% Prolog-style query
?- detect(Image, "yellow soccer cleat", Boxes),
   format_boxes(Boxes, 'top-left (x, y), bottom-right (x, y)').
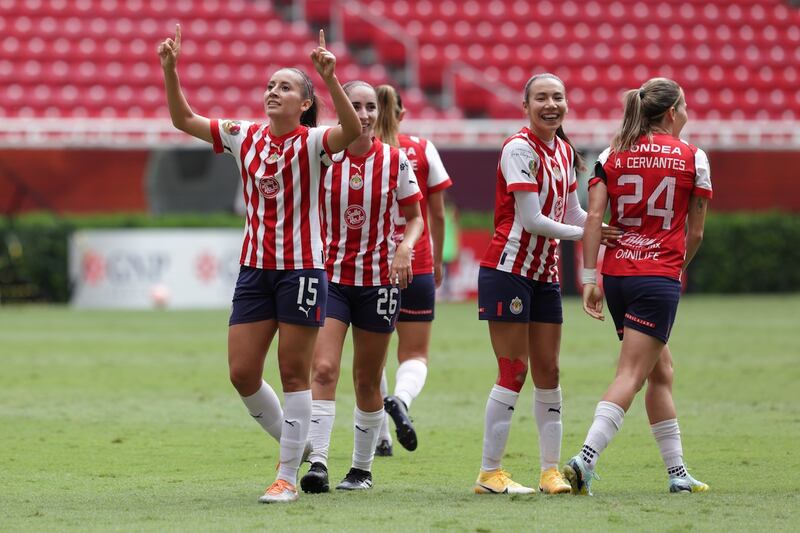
top-left (258, 479), bottom-right (299, 503)
top-left (538, 467), bottom-right (572, 494)
top-left (473, 469), bottom-right (535, 495)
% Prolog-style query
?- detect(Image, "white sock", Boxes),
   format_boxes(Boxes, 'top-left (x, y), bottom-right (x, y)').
top-left (481, 385), bottom-right (519, 472)
top-left (352, 407), bottom-right (384, 471)
top-left (277, 390), bottom-right (312, 484)
top-left (307, 400), bottom-right (335, 466)
top-left (651, 418), bottom-right (687, 477)
top-left (534, 386), bottom-right (563, 471)
top-left (240, 380), bottom-right (283, 442)
top-left (580, 401), bottom-right (625, 469)
top-left (378, 369), bottom-right (392, 443)
top-left (394, 359), bottom-right (428, 409)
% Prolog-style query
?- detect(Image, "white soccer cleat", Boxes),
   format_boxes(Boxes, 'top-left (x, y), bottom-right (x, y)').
top-left (259, 479), bottom-right (299, 503)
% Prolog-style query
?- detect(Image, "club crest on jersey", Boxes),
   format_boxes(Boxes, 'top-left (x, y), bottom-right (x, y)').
top-left (344, 205), bottom-right (367, 229)
top-left (222, 120), bottom-right (241, 136)
top-left (257, 176), bottom-right (280, 199)
top-left (509, 297), bottom-right (523, 315)
top-left (349, 163), bottom-right (364, 189)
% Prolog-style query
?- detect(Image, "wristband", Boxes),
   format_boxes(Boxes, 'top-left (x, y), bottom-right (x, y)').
top-left (581, 268), bottom-right (597, 285)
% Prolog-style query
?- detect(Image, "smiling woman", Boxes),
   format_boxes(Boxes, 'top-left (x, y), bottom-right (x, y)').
top-left (472, 73), bottom-right (622, 496)
top-left (157, 25), bottom-right (361, 504)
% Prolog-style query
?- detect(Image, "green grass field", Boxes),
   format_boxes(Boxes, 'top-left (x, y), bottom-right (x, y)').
top-left (2, 295), bottom-right (799, 532)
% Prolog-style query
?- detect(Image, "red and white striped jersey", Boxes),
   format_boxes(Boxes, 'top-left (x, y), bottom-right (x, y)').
top-left (589, 134), bottom-right (712, 280)
top-left (210, 120), bottom-right (333, 270)
top-left (481, 128), bottom-right (578, 283)
top-left (393, 134), bottom-right (453, 275)
top-left (322, 138), bottom-right (423, 286)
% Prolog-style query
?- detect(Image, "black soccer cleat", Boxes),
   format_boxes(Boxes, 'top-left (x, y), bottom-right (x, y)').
top-left (300, 462), bottom-right (330, 494)
top-left (383, 395), bottom-right (418, 451)
top-left (375, 439), bottom-right (393, 457)
top-left (335, 468), bottom-right (373, 490)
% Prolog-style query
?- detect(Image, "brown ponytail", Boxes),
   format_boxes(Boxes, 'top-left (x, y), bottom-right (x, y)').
top-left (612, 77), bottom-right (683, 152)
top-left (375, 84), bottom-right (402, 147)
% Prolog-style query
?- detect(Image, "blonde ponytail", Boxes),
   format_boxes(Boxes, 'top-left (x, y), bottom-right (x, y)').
top-left (612, 78), bottom-right (683, 152)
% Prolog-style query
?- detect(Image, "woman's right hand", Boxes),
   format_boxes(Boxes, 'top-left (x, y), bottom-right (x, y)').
top-left (582, 283), bottom-right (605, 321)
top-left (158, 24), bottom-right (181, 70)
top-left (310, 29), bottom-right (336, 81)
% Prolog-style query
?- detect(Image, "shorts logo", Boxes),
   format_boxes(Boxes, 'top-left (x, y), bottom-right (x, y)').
top-left (344, 205), bottom-right (367, 229)
top-left (509, 297), bottom-right (523, 315)
top-left (222, 120), bottom-right (241, 135)
top-left (257, 176), bottom-right (280, 199)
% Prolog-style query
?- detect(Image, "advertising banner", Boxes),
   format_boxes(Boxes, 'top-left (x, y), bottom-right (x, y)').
top-left (69, 229), bottom-right (242, 309)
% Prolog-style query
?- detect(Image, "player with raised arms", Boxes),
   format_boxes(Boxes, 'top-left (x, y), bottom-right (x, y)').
top-left (298, 81), bottom-right (423, 492)
top-left (158, 27), bottom-right (360, 503)
top-left (474, 73), bottom-right (621, 495)
top-left (563, 77), bottom-right (711, 495)
top-left (371, 84), bottom-right (453, 456)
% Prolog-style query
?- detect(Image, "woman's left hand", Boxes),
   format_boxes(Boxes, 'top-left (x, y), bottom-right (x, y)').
top-left (601, 225), bottom-right (624, 248)
top-left (390, 243), bottom-right (413, 289)
top-left (310, 29), bottom-right (336, 80)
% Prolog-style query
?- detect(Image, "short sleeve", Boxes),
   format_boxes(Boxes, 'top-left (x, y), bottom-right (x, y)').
top-left (397, 151), bottom-right (423, 205)
top-left (692, 148), bottom-right (713, 199)
top-left (210, 119), bottom-right (254, 155)
top-left (500, 139), bottom-right (539, 192)
top-left (306, 125), bottom-right (335, 166)
top-left (424, 140), bottom-right (452, 193)
top-left (588, 147), bottom-right (612, 189)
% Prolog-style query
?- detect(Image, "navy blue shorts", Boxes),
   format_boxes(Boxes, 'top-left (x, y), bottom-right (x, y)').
top-left (398, 273), bottom-right (435, 322)
top-left (603, 275), bottom-right (681, 344)
top-left (229, 266), bottom-right (327, 327)
top-left (326, 282), bottom-right (400, 333)
top-left (477, 267), bottom-right (563, 324)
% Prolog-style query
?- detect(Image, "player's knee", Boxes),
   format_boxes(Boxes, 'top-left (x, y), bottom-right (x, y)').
top-left (311, 360), bottom-right (340, 389)
top-left (496, 357), bottom-right (527, 392)
top-left (648, 363), bottom-right (673, 387)
top-left (229, 365), bottom-right (259, 395)
top-left (353, 370), bottom-right (380, 398)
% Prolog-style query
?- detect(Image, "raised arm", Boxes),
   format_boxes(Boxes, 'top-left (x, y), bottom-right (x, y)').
top-left (158, 24), bottom-right (212, 143)
top-left (309, 30), bottom-right (360, 152)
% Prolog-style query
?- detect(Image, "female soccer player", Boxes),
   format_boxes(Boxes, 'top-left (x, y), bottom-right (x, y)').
top-left (372, 84), bottom-right (453, 456)
top-left (474, 73), bottom-right (621, 495)
top-left (158, 26), bottom-right (360, 503)
top-left (298, 81), bottom-right (423, 493)
top-left (563, 77), bottom-right (711, 495)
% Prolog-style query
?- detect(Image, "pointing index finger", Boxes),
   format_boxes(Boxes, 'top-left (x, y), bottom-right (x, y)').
top-left (319, 29), bottom-right (326, 49)
top-left (175, 23), bottom-right (181, 45)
